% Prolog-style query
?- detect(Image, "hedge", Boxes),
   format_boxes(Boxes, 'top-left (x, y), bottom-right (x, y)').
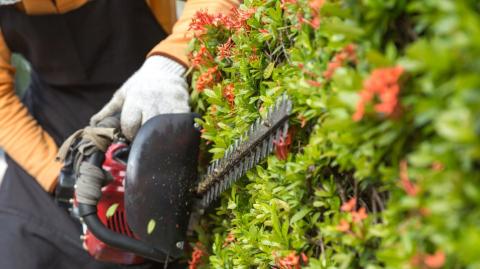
top-left (186, 0), bottom-right (480, 268)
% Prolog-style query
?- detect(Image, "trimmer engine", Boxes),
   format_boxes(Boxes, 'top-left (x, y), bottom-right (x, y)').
top-left (81, 141), bottom-right (144, 264)
top-left (56, 113), bottom-right (201, 264)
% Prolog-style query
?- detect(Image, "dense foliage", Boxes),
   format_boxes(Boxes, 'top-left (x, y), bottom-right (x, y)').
top-left (187, 0), bottom-right (480, 268)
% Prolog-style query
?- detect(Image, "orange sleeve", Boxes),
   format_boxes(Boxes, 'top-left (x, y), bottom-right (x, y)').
top-left (146, 0), bottom-right (177, 35)
top-left (0, 31), bottom-right (62, 192)
top-left (148, 0), bottom-right (241, 66)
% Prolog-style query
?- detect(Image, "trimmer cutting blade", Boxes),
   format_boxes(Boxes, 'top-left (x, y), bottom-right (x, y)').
top-left (197, 93), bottom-right (292, 208)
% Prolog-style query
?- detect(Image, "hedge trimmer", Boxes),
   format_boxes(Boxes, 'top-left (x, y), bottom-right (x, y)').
top-left (55, 93), bottom-right (291, 264)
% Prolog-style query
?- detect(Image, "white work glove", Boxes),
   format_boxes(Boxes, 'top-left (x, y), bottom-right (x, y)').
top-left (0, 0), bottom-right (21, 5)
top-left (90, 56), bottom-right (190, 140)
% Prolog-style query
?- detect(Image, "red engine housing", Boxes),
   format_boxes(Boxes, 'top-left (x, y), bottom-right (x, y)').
top-left (82, 142), bottom-right (144, 265)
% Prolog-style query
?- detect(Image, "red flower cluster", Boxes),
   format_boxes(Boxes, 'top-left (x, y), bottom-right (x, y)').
top-left (337, 197), bottom-right (368, 232)
top-left (227, 7), bottom-right (256, 30)
top-left (353, 66), bottom-right (404, 121)
top-left (222, 83), bottom-right (235, 108)
top-left (196, 66), bottom-right (220, 92)
top-left (189, 10), bottom-right (215, 32)
top-left (410, 251), bottom-right (446, 269)
top-left (189, 7), bottom-right (255, 34)
top-left (323, 44), bottom-right (357, 80)
top-left (188, 244), bottom-right (206, 269)
top-left (399, 160), bottom-right (419, 196)
top-left (274, 129), bottom-right (293, 160)
top-left (274, 251), bottom-right (308, 269)
top-left (217, 37), bottom-right (234, 60)
top-left (190, 44), bottom-right (214, 68)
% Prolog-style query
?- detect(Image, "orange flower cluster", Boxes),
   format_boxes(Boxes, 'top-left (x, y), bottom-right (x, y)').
top-left (305, 79), bottom-right (322, 87)
top-left (189, 7), bottom-right (255, 34)
top-left (259, 28), bottom-right (270, 35)
top-left (337, 197), bottom-right (368, 232)
top-left (297, 0), bottom-right (324, 29)
top-left (353, 66), bottom-right (404, 121)
top-left (196, 66), bottom-right (220, 92)
top-left (410, 251), bottom-right (446, 269)
top-left (323, 44), bottom-right (357, 80)
top-left (217, 38), bottom-right (234, 60)
top-left (188, 244), bottom-right (206, 269)
top-left (274, 251), bottom-right (308, 269)
top-left (431, 161), bottom-right (444, 171)
top-left (281, 0), bottom-right (297, 9)
top-left (297, 63), bottom-right (314, 77)
top-left (297, 114), bottom-right (307, 128)
top-left (222, 232), bottom-right (236, 247)
top-left (222, 83), bottom-right (235, 108)
top-left (249, 47), bottom-right (259, 62)
top-left (399, 160), bottom-right (419, 196)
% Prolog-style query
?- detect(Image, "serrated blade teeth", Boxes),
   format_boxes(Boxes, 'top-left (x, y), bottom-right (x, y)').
top-left (276, 95), bottom-right (282, 109)
top-left (275, 128), bottom-right (281, 144)
top-left (215, 181), bottom-right (221, 197)
top-left (255, 118), bottom-right (261, 129)
top-left (208, 164), bottom-right (212, 175)
top-left (261, 139), bottom-right (268, 159)
top-left (199, 94), bottom-right (292, 206)
top-left (234, 139), bottom-right (239, 150)
top-left (220, 177), bottom-right (227, 193)
top-left (285, 98), bottom-right (292, 113)
top-left (205, 189), bottom-right (211, 205)
top-left (242, 157), bottom-right (249, 176)
top-left (227, 170), bottom-right (234, 187)
top-left (282, 92), bottom-right (287, 104)
top-left (213, 160), bottom-right (218, 172)
top-left (268, 133), bottom-right (275, 154)
top-left (283, 121), bottom-right (289, 140)
top-left (234, 165), bottom-right (240, 181)
top-left (226, 146), bottom-right (231, 158)
top-left (248, 151), bottom-right (255, 170)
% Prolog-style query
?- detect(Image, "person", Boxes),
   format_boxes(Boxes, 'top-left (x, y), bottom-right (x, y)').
top-left (0, 0), bottom-right (240, 268)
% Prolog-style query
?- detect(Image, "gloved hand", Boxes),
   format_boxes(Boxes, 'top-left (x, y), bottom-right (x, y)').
top-left (90, 56), bottom-right (190, 140)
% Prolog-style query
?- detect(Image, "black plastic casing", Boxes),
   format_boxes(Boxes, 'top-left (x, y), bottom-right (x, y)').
top-left (125, 113), bottom-right (201, 258)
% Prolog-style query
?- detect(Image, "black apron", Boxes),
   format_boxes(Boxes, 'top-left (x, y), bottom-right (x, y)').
top-left (0, 1), bottom-right (182, 268)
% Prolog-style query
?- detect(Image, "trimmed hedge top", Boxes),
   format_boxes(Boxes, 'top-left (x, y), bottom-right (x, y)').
top-left (187, 0), bottom-right (480, 268)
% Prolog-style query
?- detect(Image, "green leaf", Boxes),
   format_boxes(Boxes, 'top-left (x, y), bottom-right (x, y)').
top-left (290, 208), bottom-right (311, 225)
top-left (263, 62), bottom-right (275, 79)
top-left (106, 203), bottom-right (119, 218)
top-left (147, 219), bottom-right (156, 235)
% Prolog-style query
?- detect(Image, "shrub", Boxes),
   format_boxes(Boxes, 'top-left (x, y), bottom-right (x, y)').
top-left (188, 0), bottom-right (480, 268)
